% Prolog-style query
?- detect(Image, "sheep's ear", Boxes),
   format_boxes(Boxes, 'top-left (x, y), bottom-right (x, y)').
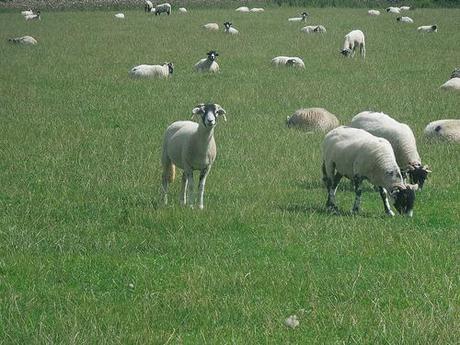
top-left (191, 104), bottom-right (205, 119)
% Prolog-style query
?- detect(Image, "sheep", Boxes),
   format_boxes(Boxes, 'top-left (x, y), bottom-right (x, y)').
top-left (400, 6), bottom-right (411, 11)
top-left (440, 78), bottom-right (460, 91)
top-left (235, 6), bottom-right (250, 13)
top-left (450, 68), bottom-right (460, 79)
top-left (154, 3), bottom-right (171, 16)
top-left (424, 120), bottom-right (460, 142)
top-left (144, 0), bottom-right (153, 12)
top-left (178, 8), bottom-right (187, 13)
top-left (322, 126), bottom-right (418, 217)
top-left (25, 11), bottom-right (40, 20)
top-left (161, 103), bottom-right (227, 209)
top-left (350, 111), bottom-right (431, 189)
top-left (250, 8), bottom-right (265, 13)
top-left (286, 108), bottom-right (339, 132)
top-left (195, 51), bottom-right (220, 73)
top-left (114, 13), bottom-right (125, 19)
top-left (203, 23), bottom-right (219, 31)
top-left (288, 12), bottom-right (309, 22)
top-left (300, 25), bottom-right (326, 33)
top-left (223, 22), bottom-right (239, 35)
top-left (418, 25), bottom-right (437, 33)
top-left (129, 62), bottom-right (173, 78)
top-left (368, 9), bottom-right (380, 16)
top-left (8, 35), bottom-right (37, 45)
top-left (386, 7), bottom-right (401, 14)
top-left (397, 16), bottom-right (414, 23)
top-left (21, 9), bottom-right (33, 16)
top-left (341, 30), bottom-right (365, 58)
top-left (271, 56), bottom-right (305, 68)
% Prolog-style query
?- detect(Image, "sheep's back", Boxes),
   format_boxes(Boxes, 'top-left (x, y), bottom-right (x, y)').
top-left (424, 120), bottom-right (460, 142)
top-left (287, 108), bottom-right (339, 131)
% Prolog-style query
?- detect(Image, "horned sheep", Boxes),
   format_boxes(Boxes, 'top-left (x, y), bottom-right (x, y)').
top-left (224, 22), bottom-right (239, 35)
top-left (288, 12), bottom-right (308, 22)
top-left (286, 108), bottom-right (339, 132)
top-left (161, 103), bottom-right (227, 209)
top-left (397, 16), bottom-right (414, 23)
top-left (129, 63), bottom-right (173, 78)
top-left (322, 126), bottom-right (418, 217)
top-left (271, 56), bottom-right (305, 68)
top-left (341, 30), bottom-right (365, 58)
top-left (424, 120), bottom-right (460, 142)
top-left (25, 10), bottom-right (40, 20)
top-left (195, 51), bottom-right (220, 73)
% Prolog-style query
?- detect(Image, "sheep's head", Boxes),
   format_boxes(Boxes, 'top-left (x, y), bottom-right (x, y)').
top-left (164, 62), bottom-right (174, 74)
top-left (406, 163), bottom-right (431, 190)
top-left (192, 103), bottom-right (227, 128)
top-left (301, 12), bottom-right (308, 19)
top-left (396, 17), bottom-right (402, 21)
top-left (432, 25), bottom-right (437, 31)
top-left (450, 68), bottom-right (460, 79)
top-left (340, 49), bottom-right (352, 57)
top-left (207, 51), bottom-right (219, 61)
top-left (389, 184), bottom-right (418, 217)
top-left (223, 22), bottom-right (232, 30)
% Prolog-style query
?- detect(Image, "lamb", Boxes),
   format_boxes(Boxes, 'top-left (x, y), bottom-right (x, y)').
top-left (424, 120), bottom-right (460, 142)
top-left (195, 51), bottom-right (220, 73)
top-left (271, 56), bottom-right (305, 68)
top-left (8, 35), bottom-right (37, 45)
top-left (144, 0), bottom-right (153, 12)
top-left (161, 103), bottom-right (227, 209)
top-left (350, 111), bottom-right (431, 189)
top-left (386, 7), bottom-right (401, 14)
top-left (250, 8), bottom-right (264, 13)
top-left (341, 30), bottom-right (365, 58)
top-left (440, 78), bottom-right (460, 91)
top-left (417, 25), bottom-right (437, 33)
top-left (25, 10), bottom-right (40, 20)
top-left (288, 12), bottom-right (309, 22)
top-left (286, 108), bottom-right (339, 132)
top-left (368, 10), bottom-right (380, 16)
top-left (178, 8), bottom-right (187, 13)
top-left (400, 6), bottom-right (411, 11)
top-left (223, 22), bottom-right (239, 35)
top-left (154, 3), bottom-right (171, 16)
top-left (235, 6), bottom-right (250, 13)
top-left (322, 126), bottom-right (418, 217)
top-left (450, 68), bottom-right (460, 79)
top-left (203, 23), bottom-right (219, 31)
top-left (114, 13), bottom-right (125, 19)
top-left (300, 25), bottom-right (326, 33)
top-left (129, 62), bottom-right (173, 78)
top-left (397, 16), bottom-right (414, 23)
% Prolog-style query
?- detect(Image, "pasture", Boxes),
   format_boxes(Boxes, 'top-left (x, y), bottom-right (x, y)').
top-left (1, 6), bottom-right (459, 343)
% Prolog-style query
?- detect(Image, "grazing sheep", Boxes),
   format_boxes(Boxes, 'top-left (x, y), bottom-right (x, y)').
top-left (418, 25), bottom-right (437, 32)
top-left (203, 23), bottom-right (219, 31)
top-left (161, 103), bottom-right (227, 209)
top-left (144, 0), bottom-right (153, 12)
top-left (450, 68), bottom-right (460, 79)
top-left (322, 126), bottom-right (418, 216)
top-left (286, 108), bottom-right (339, 132)
top-left (440, 78), bottom-right (460, 91)
top-left (368, 9), bottom-right (380, 16)
top-left (301, 25), bottom-right (326, 33)
top-left (350, 111), bottom-right (431, 189)
top-left (424, 120), bottom-right (460, 142)
top-left (195, 51), bottom-right (220, 73)
top-left (397, 16), bottom-right (414, 23)
top-left (223, 22), bottom-right (239, 35)
top-left (154, 3), bottom-right (171, 16)
top-left (235, 6), bottom-right (250, 13)
top-left (114, 13), bottom-right (125, 19)
top-left (178, 8), bottom-right (187, 13)
top-left (129, 62), bottom-right (173, 78)
top-left (250, 8), bottom-right (265, 13)
top-left (25, 10), bottom-right (40, 20)
top-left (386, 7), bottom-right (401, 14)
top-left (400, 6), bottom-right (411, 11)
top-left (341, 30), bottom-right (365, 58)
top-left (21, 9), bottom-right (33, 16)
top-left (271, 56), bottom-right (305, 68)
top-left (8, 35), bottom-right (37, 45)
top-left (288, 12), bottom-right (308, 22)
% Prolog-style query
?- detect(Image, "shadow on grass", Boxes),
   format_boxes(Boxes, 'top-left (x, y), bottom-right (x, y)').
top-left (298, 179), bottom-right (377, 192)
top-left (278, 203), bottom-right (379, 218)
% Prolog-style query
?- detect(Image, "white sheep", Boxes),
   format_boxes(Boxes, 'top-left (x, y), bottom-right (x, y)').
top-left (25, 10), bottom-right (40, 20)
top-left (300, 25), bottom-right (326, 33)
top-left (250, 8), bottom-right (264, 13)
top-left (322, 126), bottom-right (418, 216)
top-left (114, 13), bottom-right (125, 19)
top-left (341, 30), bottom-right (365, 58)
top-left (161, 103), bottom-right (227, 209)
top-left (350, 111), bottom-right (431, 189)
top-left (21, 9), bottom-right (33, 16)
top-left (129, 62), bottom-right (173, 78)
top-left (400, 6), bottom-right (411, 11)
top-left (223, 22), bottom-right (239, 35)
top-left (367, 9), bottom-right (380, 16)
top-left (178, 8), bottom-right (187, 13)
top-left (154, 3), bottom-right (171, 16)
top-left (386, 7), bottom-right (401, 14)
top-left (397, 16), bottom-right (413, 23)
top-left (235, 6), bottom-right (250, 13)
top-left (144, 0), bottom-right (153, 12)
top-left (8, 35), bottom-right (37, 45)
top-left (424, 120), bottom-right (460, 142)
top-left (417, 25), bottom-right (437, 32)
top-left (203, 23), bottom-right (219, 31)
top-left (440, 77), bottom-right (460, 91)
top-left (195, 51), bottom-right (220, 73)
top-left (286, 108), bottom-right (339, 132)
top-left (288, 12), bottom-right (308, 22)
top-left (271, 56), bottom-right (305, 68)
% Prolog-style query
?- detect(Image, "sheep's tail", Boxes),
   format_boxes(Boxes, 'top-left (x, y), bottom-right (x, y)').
top-left (163, 162), bottom-right (175, 183)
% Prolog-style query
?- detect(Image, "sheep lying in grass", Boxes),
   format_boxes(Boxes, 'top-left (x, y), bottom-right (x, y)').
top-left (424, 120), bottom-right (460, 142)
top-left (386, 7), bottom-right (401, 14)
top-left (301, 25), bottom-right (326, 33)
top-left (178, 8), bottom-right (187, 13)
top-left (350, 111), bottom-right (431, 189)
top-left (397, 16), bottom-right (413, 23)
top-left (129, 63), bottom-right (173, 78)
top-left (161, 103), bottom-right (227, 209)
top-left (224, 22), bottom-right (239, 35)
top-left (203, 23), bottom-right (219, 31)
top-left (235, 6), bottom-right (250, 13)
top-left (271, 56), bottom-right (305, 68)
top-left (322, 126), bottom-right (418, 216)
top-left (440, 78), bottom-right (460, 91)
top-left (341, 30), bottom-right (365, 58)
top-left (286, 108), bottom-right (339, 132)
top-left (114, 13), bottom-right (125, 19)
top-left (25, 10), bottom-right (40, 20)
top-left (250, 8), bottom-right (264, 13)
top-left (418, 25), bottom-right (437, 32)
top-left (8, 35), bottom-right (37, 45)
top-left (368, 10), bottom-right (380, 16)
top-left (195, 51), bottom-right (220, 73)
top-left (400, 6), bottom-right (411, 11)
top-left (154, 3), bottom-right (171, 15)
top-left (288, 12), bottom-right (309, 22)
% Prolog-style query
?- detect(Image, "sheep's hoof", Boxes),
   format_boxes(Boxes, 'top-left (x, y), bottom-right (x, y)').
top-left (386, 210), bottom-right (395, 217)
top-left (326, 205), bottom-right (339, 215)
top-left (198, 204), bottom-right (204, 210)
top-left (351, 208), bottom-right (360, 215)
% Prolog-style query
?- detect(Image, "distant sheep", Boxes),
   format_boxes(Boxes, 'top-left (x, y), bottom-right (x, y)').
top-left (235, 6), bottom-right (250, 13)
top-left (424, 120), bottom-right (460, 142)
top-left (271, 56), bottom-right (305, 68)
top-left (386, 7), bottom-right (401, 14)
top-left (418, 25), bottom-right (437, 32)
top-left (286, 108), bottom-right (339, 132)
top-left (154, 3), bottom-right (171, 15)
top-left (8, 35), bottom-right (37, 45)
top-left (25, 10), bottom-right (40, 20)
top-left (288, 12), bottom-right (308, 22)
top-left (400, 6), bottom-right (411, 11)
top-left (178, 8), bottom-right (187, 13)
top-left (440, 78), bottom-right (460, 91)
top-left (203, 23), bottom-right (219, 31)
top-left (21, 9), bottom-right (33, 16)
top-left (301, 25), bottom-right (326, 33)
top-left (397, 16), bottom-right (413, 23)
top-left (224, 22), bottom-right (239, 35)
top-left (250, 8), bottom-right (264, 13)
top-left (341, 30), bottom-right (365, 58)
top-left (368, 9), bottom-right (380, 16)
top-left (129, 63), bottom-right (173, 78)
top-left (144, 0), bottom-right (153, 12)
top-left (195, 51), bottom-right (220, 73)
top-left (114, 13), bottom-right (125, 19)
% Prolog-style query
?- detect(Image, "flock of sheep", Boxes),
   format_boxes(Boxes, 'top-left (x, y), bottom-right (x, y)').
top-left (6, 3), bottom-right (459, 216)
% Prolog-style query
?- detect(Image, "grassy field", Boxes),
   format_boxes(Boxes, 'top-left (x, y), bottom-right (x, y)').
top-left (1, 6), bottom-right (459, 344)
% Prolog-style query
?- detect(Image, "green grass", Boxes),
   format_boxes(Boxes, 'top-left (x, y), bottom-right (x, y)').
top-left (1, 7), bottom-right (459, 344)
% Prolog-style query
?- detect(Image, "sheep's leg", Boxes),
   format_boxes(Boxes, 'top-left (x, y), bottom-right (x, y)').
top-left (326, 173), bottom-right (342, 213)
top-left (379, 187), bottom-right (395, 216)
top-left (198, 167), bottom-right (211, 210)
top-left (360, 43), bottom-right (366, 59)
top-left (180, 172), bottom-right (188, 206)
top-left (185, 169), bottom-right (194, 207)
top-left (352, 176), bottom-right (364, 214)
top-left (161, 164), bottom-right (170, 205)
